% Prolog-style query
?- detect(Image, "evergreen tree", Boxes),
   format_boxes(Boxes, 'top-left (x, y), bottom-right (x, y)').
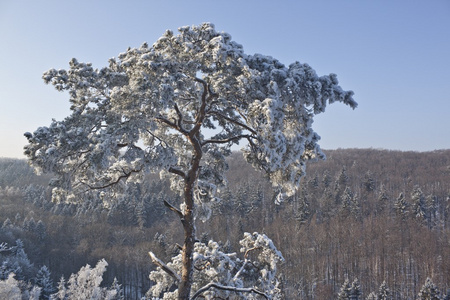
top-left (335, 166), bottom-right (349, 195)
top-left (0, 273), bottom-right (22, 300)
top-left (394, 192), bottom-right (409, 220)
top-left (377, 280), bottom-right (390, 300)
top-left (425, 194), bottom-right (438, 227)
top-left (296, 186), bottom-right (311, 225)
top-left (23, 217), bottom-right (37, 232)
top-left (417, 277), bottom-right (441, 300)
top-left (308, 174), bottom-right (320, 191)
top-left (322, 170), bottom-right (331, 188)
top-left (341, 186), bottom-right (354, 217)
top-left (350, 194), bottom-right (361, 220)
top-left (35, 220), bottom-right (47, 242)
top-left (377, 186), bottom-right (389, 214)
top-left (443, 289), bottom-right (450, 300)
top-left (36, 265), bottom-right (55, 300)
top-left (411, 185), bottom-right (426, 222)
top-left (135, 201), bottom-right (147, 229)
top-left (1, 218), bottom-right (13, 229)
top-left (14, 213), bottom-right (21, 226)
top-left (23, 22), bottom-right (356, 296)
top-left (0, 239), bottom-right (35, 282)
top-left (350, 278), bottom-right (362, 300)
top-left (52, 259), bottom-right (120, 300)
top-left (338, 279), bottom-right (352, 300)
top-left (109, 278), bottom-right (123, 300)
top-left (364, 171), bottom-right (376, 192)
top-left (51, 276), bottom-right (66, 300)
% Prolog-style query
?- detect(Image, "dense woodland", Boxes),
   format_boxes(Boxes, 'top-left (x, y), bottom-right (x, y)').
top-left (1, 148), bottom-right (449, 299)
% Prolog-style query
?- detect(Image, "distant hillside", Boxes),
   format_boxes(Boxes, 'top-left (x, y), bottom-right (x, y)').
top-left (1, 148), bottom-right (449, 299)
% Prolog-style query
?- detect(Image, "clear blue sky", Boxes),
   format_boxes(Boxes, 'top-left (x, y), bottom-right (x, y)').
top-left (1, 0), bottom-right (449, 158)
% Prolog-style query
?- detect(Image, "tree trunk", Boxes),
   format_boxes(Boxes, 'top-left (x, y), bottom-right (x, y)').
top-left (178, 147), bottom-right (202, 299)
top-left (178, 79), bottom-right (207, 299)
top-left (178, 185), bottom-right (196, 299)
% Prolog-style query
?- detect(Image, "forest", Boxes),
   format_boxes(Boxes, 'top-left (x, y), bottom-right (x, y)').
top-left (1, 148), bottom-right (449, 299)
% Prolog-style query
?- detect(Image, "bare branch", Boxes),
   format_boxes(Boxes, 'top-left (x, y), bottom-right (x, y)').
top-left (149, 251), bottom-right (181, 282)
top-left (169, 166), bottom-right (186, 178)
top-left (146, 129), bottom-right (170, 148)
top-left (191, 282), bottom-right (269, 300)
top-left (233, 246), bottom-right (262, 282)
top-left (190, 78), bottom-right (209, 137)
top-left (208, 111), bottom-right (257, 135)
top-left (164, 199), bottom-right (184, 219)
top-left (155, 116), bottom-right (178, 130)
top-left (201, 134), bottom-right (254, 146)
top-left (244, 246), bottom-right (262, 259)
top-left (173, 103), bottom-right (186, 132)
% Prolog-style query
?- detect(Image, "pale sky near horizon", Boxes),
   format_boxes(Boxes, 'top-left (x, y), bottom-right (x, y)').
top-left (1, 0), bottom-right (449, 159)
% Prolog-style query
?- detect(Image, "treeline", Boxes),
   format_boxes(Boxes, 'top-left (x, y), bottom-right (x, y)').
top-left (0, 148), bottom-right (449, 299)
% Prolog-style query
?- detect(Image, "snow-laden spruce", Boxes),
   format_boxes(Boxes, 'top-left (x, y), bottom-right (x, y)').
top-left (24, 23), bottom-right (356, 299)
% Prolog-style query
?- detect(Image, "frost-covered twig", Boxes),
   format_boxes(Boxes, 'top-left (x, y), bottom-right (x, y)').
top-left (148, 251), bottom-right (181, 282)
top-left (0, 242), bottom-right (11, 252)
top-left (191, 282), bottom-right (269, 300)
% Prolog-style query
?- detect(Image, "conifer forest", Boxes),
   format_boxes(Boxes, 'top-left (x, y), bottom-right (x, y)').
top-left (1, 148), bottom-right (449, 299)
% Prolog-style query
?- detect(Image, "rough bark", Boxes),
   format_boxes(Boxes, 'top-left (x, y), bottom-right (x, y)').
top-left (178, 103), bottom-right (205, 299)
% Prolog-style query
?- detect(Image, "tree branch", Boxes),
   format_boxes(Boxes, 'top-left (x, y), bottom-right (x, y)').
top-left (208, 111), bottom-right (257, 135)
top-left (148, 251), bottom-right (181, 282)
top-left (232, 246), bottom-right (262, 282)
top-left (163, 199), bottom-right (184, 219)
top-left (190, 77), bottom-right (218, 138)
top-left (168, 166), bottom-right (186, 178)
top-left (173, 103), bottom-right (186, 132)
top-left (155, 116), bottom-right (183, 132)
top-left (79, 167), bottom-right (142, 190)
top-left (201, 134), bottom-right (254, 146)
top-left (191, 282), bottom-right (269, 300)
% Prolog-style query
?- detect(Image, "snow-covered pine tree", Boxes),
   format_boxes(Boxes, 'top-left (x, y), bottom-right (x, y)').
top-left (35, 220), bottom-right (47, 241)
top-left (24, 23), bottom-right (356, 299)
top-left (363, 171), bottom-right (375, 193)
top-left (377, 186), bottom-right (389, 214)
top-left (425, 194), bottom-right (438, 227)
top-left (1, 218), bottom-right (13, 229)
top-left (377, 280), bottom-right (390, 300)
top-left (147, 232), bottom-right (284, 299)
top-left (341, 186), bottom-right (354, 217)
top-left (411, 185), bottom-right (427, 222)
top-left (417, 277), bottom-right (441, 300)
top-left (350, 278), bottom-right (362, 300)
top-left (35, 265), bottom-right (55, 300)
top-left (0, 239), bottom-right (35, 282)
top-left (296, 186), bottom-right (311, 225)
top-left (394, 192), bottom-right (409, 220)
top-left (338, 278), bottom-right (352, 300)
top-left (51, 259), bottom-right (121, 300)
top-left (0, 273), bottom-right (23, 300)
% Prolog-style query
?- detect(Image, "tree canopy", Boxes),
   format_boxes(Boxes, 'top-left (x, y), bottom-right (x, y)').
top-left (24, 23), bottom-right (356, 299)
top-left (24, 23), bottom-right (356, 204)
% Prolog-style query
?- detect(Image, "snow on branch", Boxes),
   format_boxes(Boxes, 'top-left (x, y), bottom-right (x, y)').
top-left (148, 251), bottom-right (181, 282)
top-left (0, 242), bottom-right (11, 253)
top-left (191, 282), bottom-right (269, 299)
